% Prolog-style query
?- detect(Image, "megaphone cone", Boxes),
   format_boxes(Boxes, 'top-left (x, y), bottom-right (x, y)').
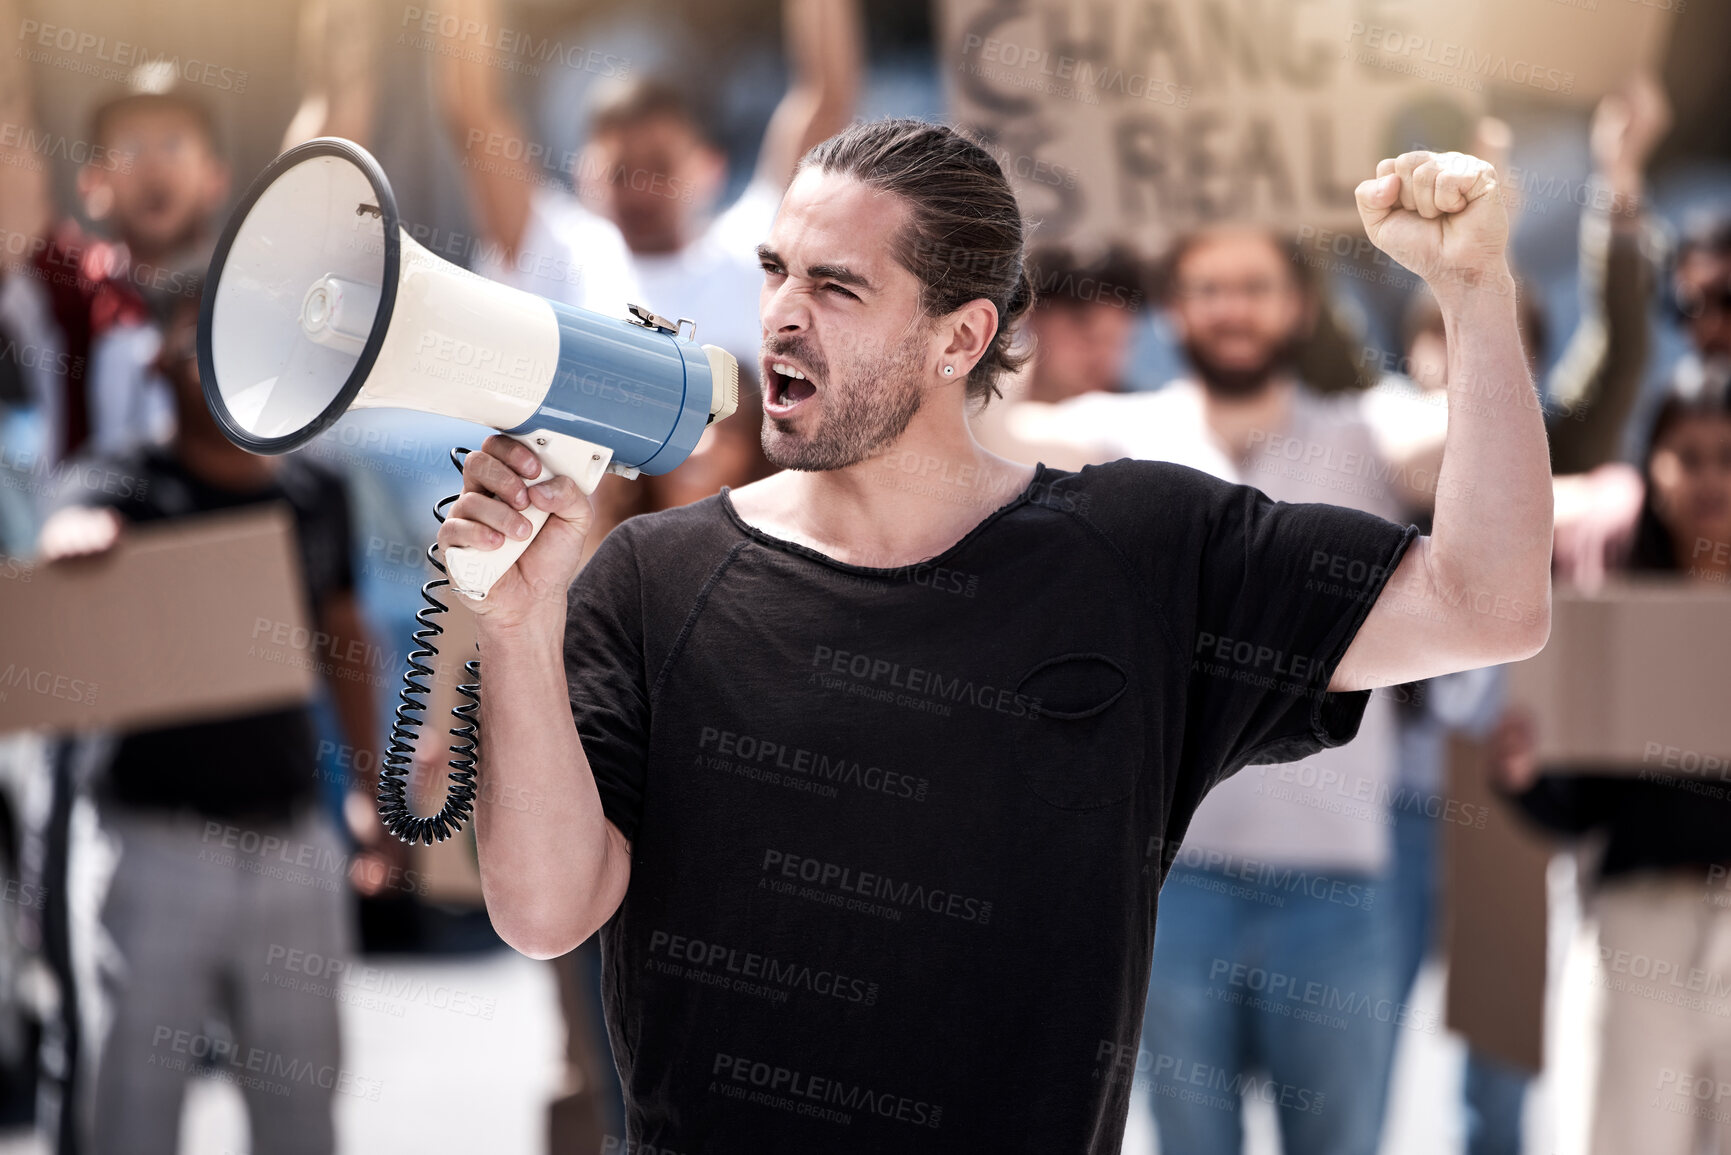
top-left (198, 137), bottom-right (739, 597)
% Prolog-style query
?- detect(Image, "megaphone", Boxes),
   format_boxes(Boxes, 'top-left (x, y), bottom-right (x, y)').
top-left (197, 136), bottom-right (739, 599)
top-left (198, 137), bottom-right (742, 845)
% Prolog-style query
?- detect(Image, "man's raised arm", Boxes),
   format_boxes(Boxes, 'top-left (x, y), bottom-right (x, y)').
top-left (1330, 152), bottom-right (1554, 692)
top-left (433, 0), bottom-right (539, 261)
top-left (751, 0), bottom-right (863, 191)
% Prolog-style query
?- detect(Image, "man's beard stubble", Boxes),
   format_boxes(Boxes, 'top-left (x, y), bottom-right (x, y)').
top-left (1183, 331), bottom-right (1301, 401)
top-left (760, 330), bottom-right (929, 472)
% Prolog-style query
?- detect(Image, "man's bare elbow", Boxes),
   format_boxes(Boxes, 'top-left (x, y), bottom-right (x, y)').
top-left (1481, 585), bottom-right (1552, 666)
top-left (1513, 594), bottom-right (1553, 661)
top-left (502, 930), bottom-right (583, 962)
top-left (492, 909), bottom-right (609, 961)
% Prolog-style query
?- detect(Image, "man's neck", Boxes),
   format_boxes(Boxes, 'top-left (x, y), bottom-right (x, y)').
top-left (1197, 376), bottom-right (1297, 463)
top-left (730, 408), bottom-right (1037, 568)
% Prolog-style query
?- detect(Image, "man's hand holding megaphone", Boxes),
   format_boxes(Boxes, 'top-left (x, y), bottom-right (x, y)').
top-left (439, 434), bottom-right (595, 626)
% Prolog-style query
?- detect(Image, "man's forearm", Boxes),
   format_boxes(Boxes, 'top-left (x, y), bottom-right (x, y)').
top-left (473, 611), bottom-right (627, 958)
top-left (1431, 277), bottom-right (1554, 648)
top-left (432, 0), bottom-right (534, 256)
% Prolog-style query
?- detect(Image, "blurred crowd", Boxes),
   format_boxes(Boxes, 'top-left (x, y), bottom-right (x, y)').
top-left (0, 0), bottom-right (1728, 1153)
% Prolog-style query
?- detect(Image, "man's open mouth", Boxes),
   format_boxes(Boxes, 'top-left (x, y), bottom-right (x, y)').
top-left (765, 359), bottom-right (818, 415)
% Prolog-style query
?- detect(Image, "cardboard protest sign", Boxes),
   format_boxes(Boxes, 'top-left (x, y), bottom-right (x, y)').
top-left (0, 505), bottom-right (316, 734)
top-left (940, 0), bottom-right (1482, 254)
top-left (1506, 580), bottom-right (1731, 775)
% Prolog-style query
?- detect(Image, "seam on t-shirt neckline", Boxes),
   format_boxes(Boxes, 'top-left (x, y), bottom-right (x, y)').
top-left (715, 462), bottom-right (1054, 578)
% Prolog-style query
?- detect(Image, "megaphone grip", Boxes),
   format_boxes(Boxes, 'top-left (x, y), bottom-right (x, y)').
top-left (444, 430), bottom-right (614, 599)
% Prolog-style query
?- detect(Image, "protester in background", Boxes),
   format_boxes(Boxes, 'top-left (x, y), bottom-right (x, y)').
top-left (971, 244), bottom-right (1146, 469)
top-left (1493, 380), bottom-right (1731, 1155)
top-left (1369, 83), bottom-right (1668, 1155)
top-left (34, 286), bottom-right (381, 1155)
top-left (1020, 245), bottom-right (1146, 404)
top-left (0, 40), bottom-right (230, 467)
top-left (1666, 212), bottom-right (1731, 405)
top-left (1028, 223), bottom-right (1436, 1155)
top-left (435, 0), bottom-right (860, 368)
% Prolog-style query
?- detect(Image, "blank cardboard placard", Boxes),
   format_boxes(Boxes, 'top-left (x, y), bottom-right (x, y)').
top-left (1442, 733), bottom-right (1550, 1073)
top-left (0, 504), bottom-right (316, 734)
top-left (1506, 581), bottom-right (1731, 774)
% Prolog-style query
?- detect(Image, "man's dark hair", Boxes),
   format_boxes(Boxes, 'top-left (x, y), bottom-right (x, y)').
top-left (1677, 211), bottom-right (1731, 265)
top-left (797, 118), bottom-right (1035, 407)
top-left (1629, 378), bottom-right (1731, 572)
top-left (587, 76), bottom-right (719, 149)
top-left (87, 89), bottom-right (221, 157)
top-left (1028, 245), bottom-right (1146, 313)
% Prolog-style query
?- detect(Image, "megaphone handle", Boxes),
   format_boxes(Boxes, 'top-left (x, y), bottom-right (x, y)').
top-left (444, 430), bottom-right (614, 600)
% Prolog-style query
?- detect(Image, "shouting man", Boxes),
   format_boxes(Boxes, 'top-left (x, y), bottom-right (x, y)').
top-left (436, 119), bottom-right (1551, 1151)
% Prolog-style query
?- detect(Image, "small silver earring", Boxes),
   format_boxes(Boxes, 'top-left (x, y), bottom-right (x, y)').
top-left (943, 365), bottom-right (955, 376)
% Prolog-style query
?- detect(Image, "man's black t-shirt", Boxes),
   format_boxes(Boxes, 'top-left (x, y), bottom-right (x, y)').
top-left (54, 446), bottom-right (355, 822)
top-left (563, 459), bottom-right (1416, 1153)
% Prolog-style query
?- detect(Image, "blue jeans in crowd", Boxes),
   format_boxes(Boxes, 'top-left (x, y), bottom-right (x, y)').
top-left (1139, 861), bottom-right (1400, 1155)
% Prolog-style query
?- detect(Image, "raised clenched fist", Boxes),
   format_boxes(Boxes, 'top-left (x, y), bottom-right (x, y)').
top-left (1356, 151), bottom-right (1511, 308)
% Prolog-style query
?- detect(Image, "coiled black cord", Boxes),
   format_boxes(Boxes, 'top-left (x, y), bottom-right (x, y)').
top-left (376, 447), bottom-right (483, 844)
